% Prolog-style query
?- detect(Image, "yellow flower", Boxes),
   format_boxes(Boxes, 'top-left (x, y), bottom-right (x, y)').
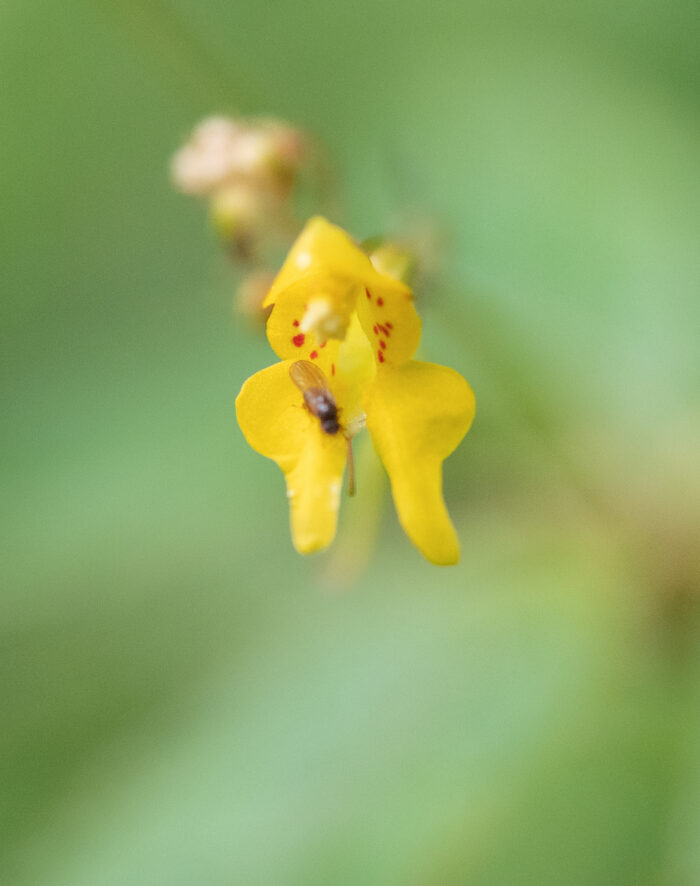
top-left (235, 217), bottom-right (475, 565)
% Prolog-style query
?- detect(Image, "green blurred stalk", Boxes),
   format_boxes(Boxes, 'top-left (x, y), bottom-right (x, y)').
top-left (437, 286), bottom-right (700, 663)
top-left (322, 433), bottom-right (387, 589)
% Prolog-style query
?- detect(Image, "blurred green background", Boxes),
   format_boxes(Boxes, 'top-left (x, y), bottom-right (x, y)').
top-left (2, 1), bottom-right (700, 883)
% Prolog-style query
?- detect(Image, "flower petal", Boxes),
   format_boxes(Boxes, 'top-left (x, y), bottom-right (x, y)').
top-left (333, 312), bottom-right (376, 425)
top-left (357, 279), bottom-right (421, 368)
top-left (265, 274), bottom-right (348, 366)
top-left (236, 361), bottom-right (347, 554)
top-left (263, 216), bottom-right (380, 308)
top-left (365, 361), bottom-right (475, 565)
top-left (264, 216), bottom-right (417, 367)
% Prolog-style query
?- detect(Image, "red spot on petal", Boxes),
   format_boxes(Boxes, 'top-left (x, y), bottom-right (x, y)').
top-left (320, 341), bottom-right (327, 348)
top-left (378, 350), bottom-right (385, 363)
top-left (373, 325), bottom-right (379, 335)
top-left (331, 363), bottom-right (335, 376)
top-left (292, 333), bottom-right (305, 347)
top-left (309, 350), bottom-right (319, 359)
top-left (377, 297), bottom-right (384, 307)
top-left (386, 322), bottom-right (393, 329)
top-left (379, 340), bottom-right (386, 350)
top-left (365, 288), bottom-right (372, 300)
top-left (292, 319), bottom-right (300, 327)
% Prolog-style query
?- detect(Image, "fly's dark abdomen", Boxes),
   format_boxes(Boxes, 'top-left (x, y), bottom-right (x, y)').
top-left (320, 415), bottom-right (340, 434)
top-left (303, 389), bottom-right (340, 435)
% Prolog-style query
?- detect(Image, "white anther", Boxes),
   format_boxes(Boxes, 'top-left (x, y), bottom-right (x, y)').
top-left (300, 296), bottom-right (347, 340)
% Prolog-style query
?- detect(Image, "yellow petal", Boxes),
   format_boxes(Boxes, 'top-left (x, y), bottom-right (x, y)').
top-left (264, 216), bottom-right (417, 367)
top-left (365, 361), bottom-right (475, 565)
top-left (265, 274), bottom-right (348, 366)
top-left (263, 216), bottom-right (380, 308)
top-left (235, 361), bottom-right (347, 554)
top-left (333, 312), bottom-right (376, 426)
top-left (356, 277), bottom-right (421, 368)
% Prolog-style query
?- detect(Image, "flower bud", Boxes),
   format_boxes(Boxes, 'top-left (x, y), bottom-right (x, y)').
top-left (209, 183), bottom-right (265, 242)
top-left (234, 270), bottom-right (275, 323)
top-left (171, 116), bottom-right (245, 196)
top-left (171, 115), bottom-right (307, 199)
top-left (367, 241), bottom-right (415, 284)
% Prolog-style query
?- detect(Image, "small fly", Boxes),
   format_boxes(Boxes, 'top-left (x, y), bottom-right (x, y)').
top-left (289, 360), bottom-right (356, 495)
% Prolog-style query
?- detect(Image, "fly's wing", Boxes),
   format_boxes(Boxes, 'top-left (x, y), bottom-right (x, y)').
top-left (289, 360), bottom-right (332, 394)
